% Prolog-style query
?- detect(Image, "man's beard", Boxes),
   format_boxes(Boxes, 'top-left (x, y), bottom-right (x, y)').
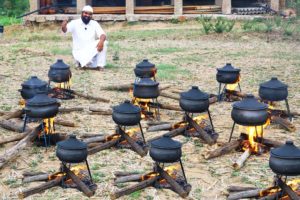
top-left (81, 16), bottom-right (91, 25)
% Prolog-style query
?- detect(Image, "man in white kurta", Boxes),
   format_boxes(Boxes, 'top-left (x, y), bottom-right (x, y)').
top-left (61, 5), bottom-right (107, 70)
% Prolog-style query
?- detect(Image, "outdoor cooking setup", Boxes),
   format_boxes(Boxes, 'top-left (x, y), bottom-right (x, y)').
top-left (87, 100), bottom-right (148, 157)
top-left (226, 141), bottom-right (300, 200)
top-left (216, 63), bottom-right (242, 102)
top-left (18, 135), bottom-right (97, 198)
top-left (111, 135), bottom-right (191, 199)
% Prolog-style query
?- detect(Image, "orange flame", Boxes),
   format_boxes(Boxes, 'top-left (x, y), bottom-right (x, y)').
top-left (19, 99), bottom-right (26, 108)
top-left (226, 76), bottom-right (240, 91)
top-left (56, 76), bottom-right (72, 89)
top-left (260, 179), bottom-right (300, 197)
top-left (129, 89), bottom-right (155, 119)
top-left (43, 117), bottom-right (55, 135)
top-left (141, 164), bottom-right (181, 182)
top-left (239, 118), bottom-right (270, 152)
top-left (48, 165), bottom-right (87, 180)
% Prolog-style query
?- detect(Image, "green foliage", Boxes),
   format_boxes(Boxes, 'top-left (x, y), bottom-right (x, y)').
top-left (0, 0), bottom-right (29, 17)
top-left (283, 23), bottom-right (295, 36)
top-left (263, 19), bottom-right (274, 33)
top-left (199, 17), bottom-right (235, 34)
top-left (0, 16), bottom-right (22, 25)
top-left (286, 0), bottom-right (300, 15)
top-left (170, 18), bottom-right (179, 24)
top-left (129, 191), bottom-right (141, 199)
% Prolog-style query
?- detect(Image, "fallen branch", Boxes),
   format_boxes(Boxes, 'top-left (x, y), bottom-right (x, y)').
top-left (89, 106), bottom-right (112, 115)
top-left (80, 133), bottom-right (104, 138)
top-left (204, 139), bottom-right (241, 159)
top-left (1, 109), bottom-right (23, 120)
top-left (160, 91), bottom-right (179, 100)
top-left (0, 125), bottom-right (41, 169)
top-left (225, 89), bottom-right (247, 98)
top-left (114, 171), bottom-right (141, 177)
top-left (277, 178), bottom-right (300, 200)
top-left (82, 135), bottom-right (107, 144)
top-left (261, 138), bottom-right (283, 148)
top-left (0, 119), bottom-right (28, 133)
top-left (102, 83), bottom-right (133, 91)
top-left (232, 148), bottom-right (251, 170)
top-left (18, 176), bottom-right (63, 199)
top-left (227, 185), bottom-right (259, 192)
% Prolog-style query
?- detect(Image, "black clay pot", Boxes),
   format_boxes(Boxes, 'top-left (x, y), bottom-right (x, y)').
top-left (24, 92), bottom-right (60, 119)
top-left (259, 77), bottom-right (288, 101)
top-left (48, 59), bottom-right (72, 83)
top-left (150, 135), bottom-right (182, 163)
top-left (134, 59), bottom-right (157, 78)
top-left (112, 100), bottom-right (141, 126)
top-left (216, 63), bottom-right (241, 84)
top-left (180, 86), bottom-right (209, 113)
top-left (0, 25), bottom-right (3, 36)
top-left (19, 76), bottom-right (48, 99)
top-left (269, 141), bottom-right (300, 176)
top-left (231, 94), bottom-right (268, 126)
top-left (56, 135), bottom-right (88, 163)
top-left (133, 78), bottom-right (159, 99)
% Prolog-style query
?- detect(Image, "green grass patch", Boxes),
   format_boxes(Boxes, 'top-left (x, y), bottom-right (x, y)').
top-left (150, 47), bottom-right (185, 54)
top-left (49, 47), bottom-right (71, 55)
top-left (0, 16), bottom-right (22, 26)
top-left (157, 63), bottom-right (190, 80)
top-left (129, 191), bottom-right (141, 199)
top-left (106, 63), bottom-right (119, 69)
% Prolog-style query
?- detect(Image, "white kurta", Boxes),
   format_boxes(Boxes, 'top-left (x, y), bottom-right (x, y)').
top-left (67, 19), bottom-right (108, 68)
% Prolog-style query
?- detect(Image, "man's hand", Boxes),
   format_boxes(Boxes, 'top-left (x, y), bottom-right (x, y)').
top-left (61, 20), bottom-right (68, 33)
top-left (96, 41), bottom-right (104, 52)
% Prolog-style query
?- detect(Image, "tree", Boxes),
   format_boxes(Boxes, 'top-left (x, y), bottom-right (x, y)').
top-left (0, 0), bottom-right (29, 17)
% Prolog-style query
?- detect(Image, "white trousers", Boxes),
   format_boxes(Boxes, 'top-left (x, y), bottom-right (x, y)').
top-left (87, 40), bottom-right (108, 68)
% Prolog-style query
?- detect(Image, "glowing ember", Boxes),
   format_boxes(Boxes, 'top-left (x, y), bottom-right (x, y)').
top-left (260, 179), bottom-right (300, 197)
top-left (172, 114), bottom-right (208, 129)
top-left (141, 164), bottom-right (181, 182)
top-left (56, 76), bottom-right (72, 90)
top-left (239, 118), bottom-right (270, 152)
top-left (129, 89), bottom-right (155, 119)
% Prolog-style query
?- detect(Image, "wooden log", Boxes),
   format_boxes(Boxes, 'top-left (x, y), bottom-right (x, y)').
top-left (147, 121), bottom-right (170, 126)
top-left (82, 135), bottom-right (107, 144)
top-left (204, 140), bottom-right (241, 159)
top-left (157, 165), bottom-right (190, 198)
top-left (261, 138), bottom-right (283, 148)
top-left (102, 83), bottom-right (133, 91)
top-left (110, 175), bottom-right (159, 199)
top-left (22, 173), bottom-right (49, 183)
top-left (64, 165), bottom-right (94, 197)
top-left (0, 125), bottom-right (41, 169)
top-left (209, 96), bottom-right (218, 105)
top-left (1, 109), bottom-right (23, 120)
top-left (186, 115), bottom-right (215, 145)
top-left (18, 176), bottom-right (63, 199)
top-left (277, 178), bottom-right (300, 200)
top-left (227, 189), bottom-right (262, 200)
top-left (271, 116), bottom-right (296, 132)
top-left (0, 119), bottom-right (27, 133)
top-left (160, 91), bottom-right (179, 100)
top-left (80, 133), bottom-right (104, 138)
top-left (72, 90), bottom-right (110, 103)
top-left (23, 171), bottom-right (47, 176)
top-left (232, 149), bottom-right (251, 170)
top-left (147, 123), bottom-right (172, 132)
top-left (0, 132), bottom-right (29, 145)
top-left (227, 185), bottom-right (258, 192)
top-left (118, 128), bottom-right (147, 157)
top-left (114, 174), bottom-right (143, 184)
top-left (148, 126), bottom-right (187, 142)
top-left (155, 103), bottom-right (182, 111)
top-left (89, 107), bottom-right (112, 115)
top-left (88, 137), bottom-right (121, 155)
top-left (58, 106), bottom-right (84, 113)
top-left (55, 119), bottom-right (76, 127)
top-left (114, 171), bottom-right (141, 177)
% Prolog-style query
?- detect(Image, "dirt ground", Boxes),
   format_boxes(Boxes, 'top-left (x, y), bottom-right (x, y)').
top-left (0, 20), bottom-right (299, 200)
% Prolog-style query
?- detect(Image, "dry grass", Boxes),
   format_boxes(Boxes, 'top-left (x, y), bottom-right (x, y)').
top-left (0, 20), bottom-right (299, 200)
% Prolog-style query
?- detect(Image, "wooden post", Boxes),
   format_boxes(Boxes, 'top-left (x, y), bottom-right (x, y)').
top-left (126, 0), bottom-right (134, 15)
top-left (222, 0), bottom-right (231, 14)
top-left (30, 0), bottom-right (40, 12)
top-left (77, 0), bottom-right (87, 14)
top-left (271, 0), bottom-right (280, 12)
top-left (174, 0), bottom-right (183, 15)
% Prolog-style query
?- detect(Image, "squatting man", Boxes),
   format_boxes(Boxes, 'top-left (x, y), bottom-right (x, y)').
top-left (61, 5), bottom-right (108, 71)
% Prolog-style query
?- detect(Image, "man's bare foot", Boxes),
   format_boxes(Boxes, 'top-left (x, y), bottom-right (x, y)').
top-left (97, 66), bottom-right (104, 71)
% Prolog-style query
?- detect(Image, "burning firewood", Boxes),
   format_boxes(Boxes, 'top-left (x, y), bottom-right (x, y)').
top-left (203, 139), bottom-right (241, 159)
top-left (82, 135), bottom-right (106, 144)
top-left (232, 148), bottom-right (251, 170)
top-left (114, 174), bottom-right (143, 185)
top-left (0, 109), bottom-right (23, 120)
top-left (88, 136), bottom-right (121, 155)
top-left (18, 176), bottom-right (64, 199)
top-left (227, 188), bottom-right (262, 200)
top-left (147, 123), bottom-right (173, 132)
top-left (271, 115), bottom-right (296, 132)
top-left (147, 126), bottom-right (187, 143)
top-left (22, 173), bottom-right (50, 183)
top-left (0, 125), bottom-right (42, 169)
top-left (55, 118), bottom-right (77, 127)
top-left (114, 171), bottom-right (141, 176)
top-left (102, 83), bottom-right (172, 92)
top-left (227, 185), bottom-right (259, 192)
top-left (159, 91), bottom-right (180, 100)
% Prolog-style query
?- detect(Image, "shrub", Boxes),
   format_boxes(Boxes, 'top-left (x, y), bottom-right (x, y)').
top-left (0, 0), bottom-right (29, 17)
top-left (199, 16), bottom-right (235, 34)
top-left (283, 23), bottom-right (295, 36)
